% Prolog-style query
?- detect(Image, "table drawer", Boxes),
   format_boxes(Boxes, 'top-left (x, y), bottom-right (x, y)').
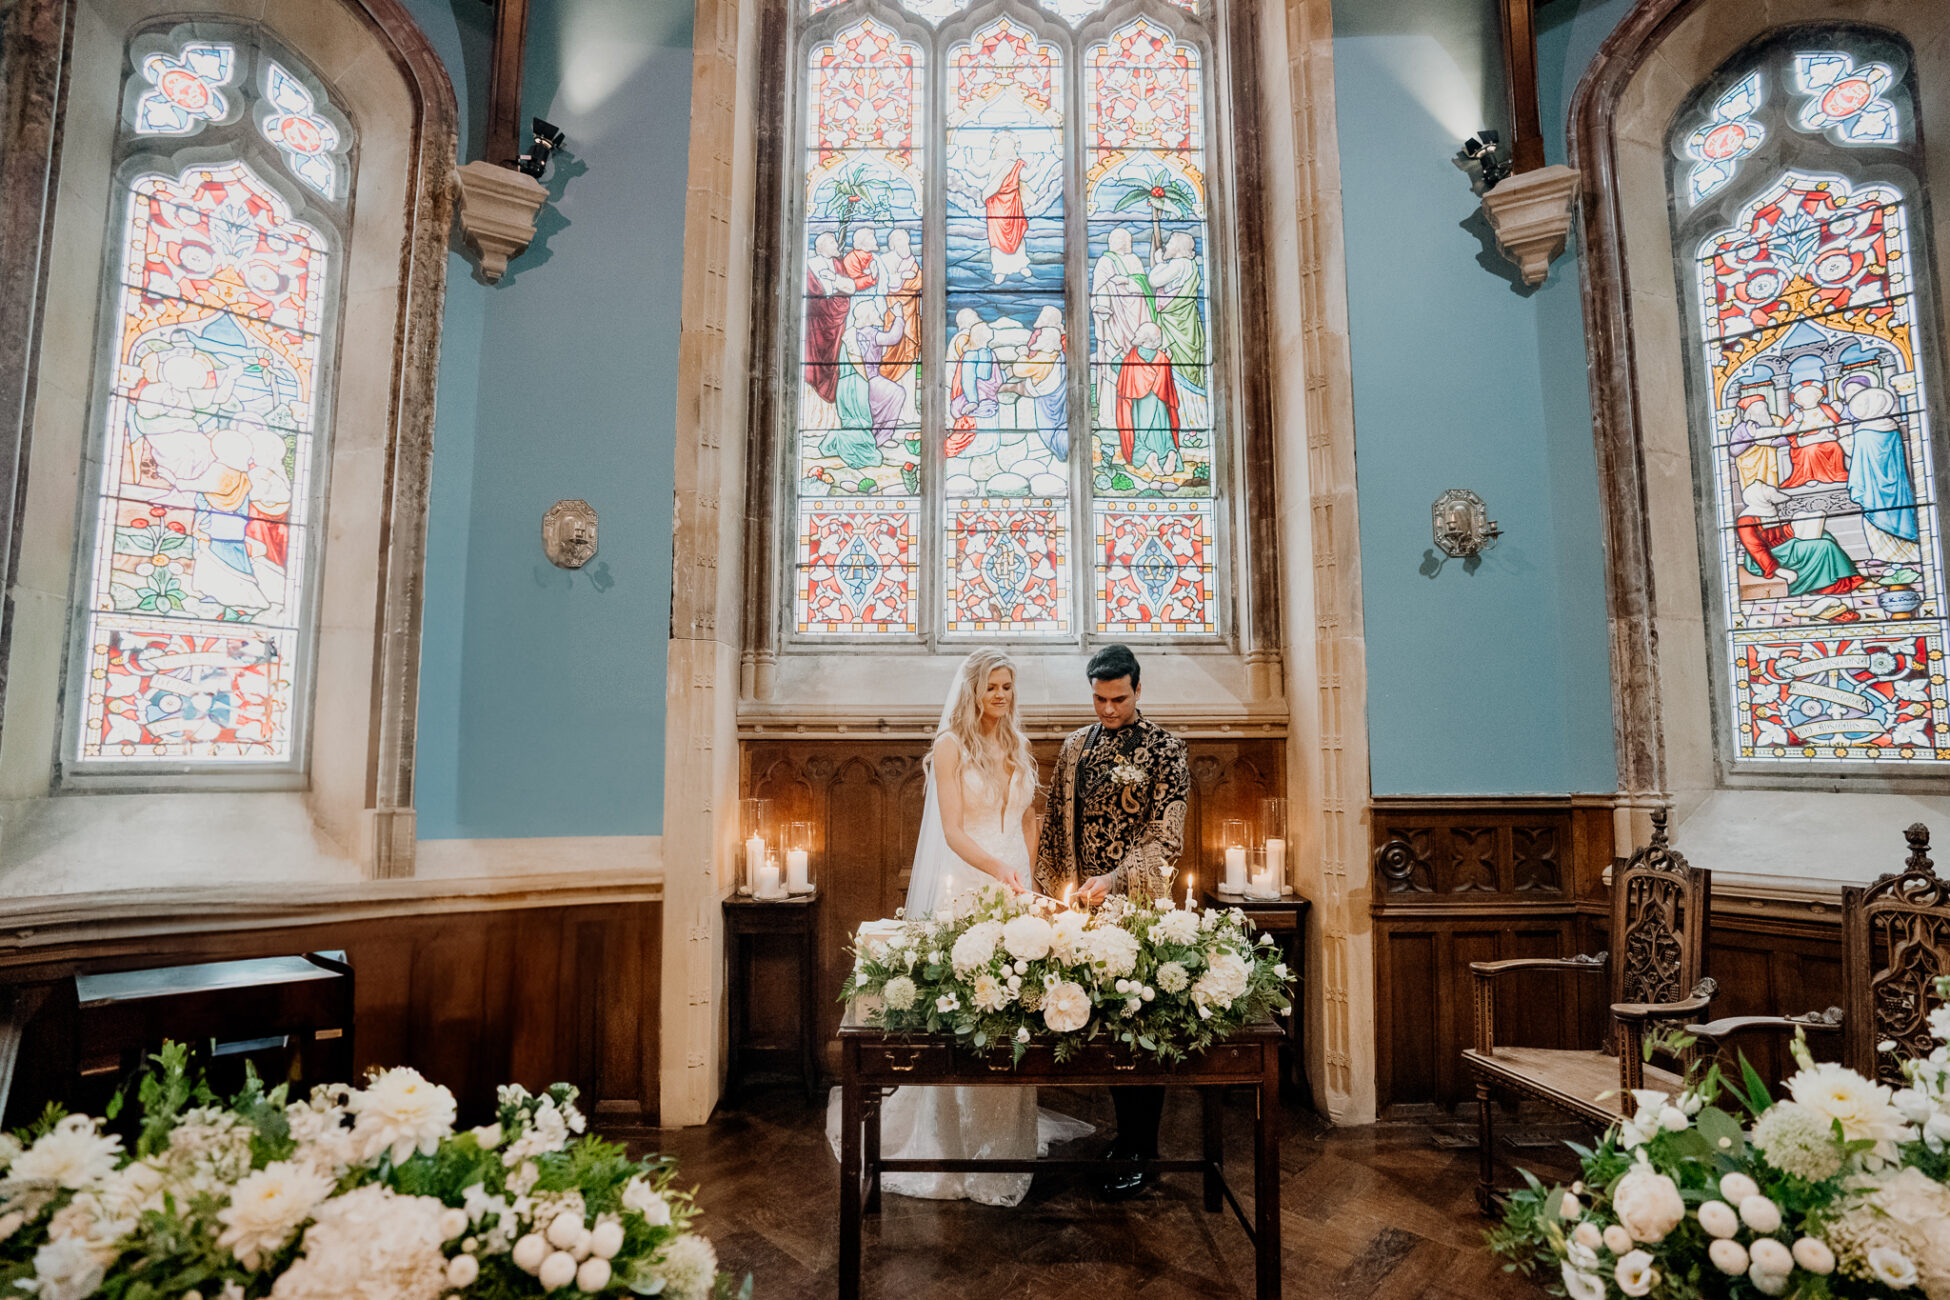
top-left (854, 1041), bottom-right (954, 1079)
top-left (1193, 1041), bottom-right (1267, 1075)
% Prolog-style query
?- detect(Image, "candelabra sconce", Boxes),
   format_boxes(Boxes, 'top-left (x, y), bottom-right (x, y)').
top-left (1432, 488), bottom-right (1502, 559)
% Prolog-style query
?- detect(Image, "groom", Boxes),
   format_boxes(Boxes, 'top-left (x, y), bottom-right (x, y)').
top-left (1033, 644), bottom-right (1191, 1198)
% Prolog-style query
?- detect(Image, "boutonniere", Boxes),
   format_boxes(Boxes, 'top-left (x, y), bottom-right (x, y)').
top-left (1110, 761), bottom-right (1148, 786)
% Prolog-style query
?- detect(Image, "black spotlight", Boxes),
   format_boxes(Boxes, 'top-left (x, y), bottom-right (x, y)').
top-left (1460, 128), bottom-right (1510, 190)
top-left (518, 118), bottom-right (565, 179)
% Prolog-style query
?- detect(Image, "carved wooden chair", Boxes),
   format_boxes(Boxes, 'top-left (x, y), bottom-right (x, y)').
top-left (1688, 823), bottom-right (1950, 1087)
top-left (1462, 809), bottom-right (1717, 1211)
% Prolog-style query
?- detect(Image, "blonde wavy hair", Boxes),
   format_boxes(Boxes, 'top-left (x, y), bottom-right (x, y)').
top-left (933, 649), bottom-right (1036, 805)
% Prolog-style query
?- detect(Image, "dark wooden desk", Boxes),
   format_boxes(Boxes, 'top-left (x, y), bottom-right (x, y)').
top-left (836, 1019), bottom-right (1283, 1300)
top-left (1205, 891), bottom-right (1310, 1101)
top-left (722, 893), bottom-right (820, 1102)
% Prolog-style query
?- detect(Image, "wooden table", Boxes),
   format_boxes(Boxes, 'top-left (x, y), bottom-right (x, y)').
top-left (723, 892), bottom-right (820, 1102)
top-left (1205, 890), bottom-right (1311, 1100)
top-left (835, 1017), bottom-right (1284, 1300)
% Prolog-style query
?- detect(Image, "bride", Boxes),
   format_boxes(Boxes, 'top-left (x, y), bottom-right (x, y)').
top-left (826, 649), bottom-right (1090, 1205)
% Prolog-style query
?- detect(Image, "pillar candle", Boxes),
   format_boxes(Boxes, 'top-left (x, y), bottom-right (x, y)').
top-left (1224, 845), bottom-right (1247, 890)
top-left (786, 848), bottom-right (810, 892)
top-left (1264, 837), bottom-right (1286, 890)
top-left (756, 862), bottom-right (782, 899)
top-left (745, 835), bottom-right (766, 889)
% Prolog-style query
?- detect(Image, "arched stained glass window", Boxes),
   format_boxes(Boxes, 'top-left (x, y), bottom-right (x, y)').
top-left (1670, 28), bottom-right (1949, 769)
top-left (66, 24), bottom-right (353, 774)
top-left (790, 0), bottom-right (1228, 642)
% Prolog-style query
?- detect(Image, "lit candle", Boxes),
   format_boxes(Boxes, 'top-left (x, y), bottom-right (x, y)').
top-left (786, 847), bottom-right (810, 892)
top-left (1184, 873), bottom-right (1196, 908)
top-left (1224, 845), bottom-right (1247, 891)
top-left (1265, 837), bottom-right (1286, 891)
top-left (1062, 884), bottom-right (1074, 911)
top-left (746, 834), bottom-right (766, 884)
top-left (756, 861), bottom-right (782, 899)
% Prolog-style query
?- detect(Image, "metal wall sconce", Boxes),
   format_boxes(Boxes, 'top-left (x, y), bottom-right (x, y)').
top-left (543, 499), bottom-right (598, 568)
top-left (1432, 488), bottom-right (1501, 558)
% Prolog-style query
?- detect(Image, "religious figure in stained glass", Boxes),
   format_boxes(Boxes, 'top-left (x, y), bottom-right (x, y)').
top-left (1691, 164), bottom-right (1948, 761)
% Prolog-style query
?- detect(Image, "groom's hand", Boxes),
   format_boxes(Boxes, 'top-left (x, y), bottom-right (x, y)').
top-left (1075, 874), bottom-right (1111, 906)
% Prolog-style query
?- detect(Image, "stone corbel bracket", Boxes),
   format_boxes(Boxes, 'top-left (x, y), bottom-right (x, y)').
top-left (1480, 163), bottom-right (1580, 286)
top-left (455, 159), bottom-right (549, 283)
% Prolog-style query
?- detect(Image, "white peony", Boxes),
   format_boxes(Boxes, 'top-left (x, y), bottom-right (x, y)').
top-left (1614, 1249), bottom-right (1659, 1297)
top-left (1001, 914), bottom-right (1054, 962)
top-left (972, 974), bottom-right (1011, 1013)
top-left (1157, 962), bottom-right (1190, 994)
top-left (622, 1176), bottom-right (674, 1227)
top-left (882, 976), bottom-right (917, 1011)
top-left (28, 1236), bottom-right (109, 1300)
top-left (1148, 911), bottom-right (1201, 946)
top-left (348, 1067), bottom-right (456, 1166)
top-left (9, 1116), bottom-right (123, 1191)
top-left (217, 1161), bottom-right (333, 1269)
top-left (951, 921), bottom-right (1004, 976)
top-left (1192, 953), bottom-right (1252, 1010)
top-left (1082, 926), bottom-right (1140, 979)
top-left (647, 1232), bottom-right (719, 1300)
top-left (1043, 980), bottom-right (1092, 1034)
top-left (1788, 1061), bottom-right (1912, 1162)
top-left (1613, 1161), bottom-right (1685, 1243)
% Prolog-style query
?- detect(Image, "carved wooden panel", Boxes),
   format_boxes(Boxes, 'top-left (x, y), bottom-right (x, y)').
top-left (1371, 800), bottom-right (1575, 902)
top-left (742, 735), bottom-right (1283, 1070)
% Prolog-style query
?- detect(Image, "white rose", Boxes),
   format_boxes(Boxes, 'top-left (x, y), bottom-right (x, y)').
top-left (1015, 1027), bottom-right (1030, 1043)
top-left (1614, 1248), bottom-right (1659, 1297)
top-left (578, 1257), bottom-right (612, 1291)
top-left (1001, 915), bottom-right (1054, 962)
top-left (1602, 1225), bottom-right (1633, 1254)
top-left (1708, 1238), bottom-right (1750, 1275)
top-left (1719, 1172), bottom-right (1761, 1204)
top-left (1738, 1194), bottom-right (1781, 1234)
top-left (1560, 1263), bottom-right (1605, 1300)
top-left (1868, 1245), bottom-right (1919, 1289)
top-left (1571, 1222), bottom-right (1603, 1252)
top-left (1613, 1163), bottom-right (1686, 1243)
top-left (1043, 980), bottom-right (1092, 1034)
top-left (539, 1249), bottom-right (578, 1290)
top-left (1698, 1199), bottom-right (1739, 1238)
top-left (1793, 1237), bottom-right (1836, 1274)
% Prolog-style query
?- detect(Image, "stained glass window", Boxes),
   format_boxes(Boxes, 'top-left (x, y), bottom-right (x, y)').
top-left (70, 30), bottom-right (351, 770)
top-left (791, 0), bottom-right (1226, 641)
top-left (1672, 32), bottom-right (1950, 769)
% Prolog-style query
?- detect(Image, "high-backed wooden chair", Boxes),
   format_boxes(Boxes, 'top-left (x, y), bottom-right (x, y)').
top-left (1689, 823), bottom-right (1950, 1086)
top-left (1462, 809), bottom-right (1716, 1210)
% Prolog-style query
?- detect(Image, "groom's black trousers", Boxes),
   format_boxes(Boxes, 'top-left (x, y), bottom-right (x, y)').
top-left (1111, 1085), bottom-right (1165, 1159)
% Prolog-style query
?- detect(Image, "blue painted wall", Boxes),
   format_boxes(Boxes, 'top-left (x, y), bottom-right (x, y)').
top-left (406, 0), bottom-right (694, 839)
top-left (1330, 0), bottom-right (1630, 795)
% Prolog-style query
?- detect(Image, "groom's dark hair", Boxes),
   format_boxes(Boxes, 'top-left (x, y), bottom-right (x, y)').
top-left (1087, 643), bottom-right (1141, 688)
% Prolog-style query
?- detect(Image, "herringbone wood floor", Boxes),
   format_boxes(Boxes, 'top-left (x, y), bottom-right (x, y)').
top-left (629, 1087), bottom-right (1573, 1299)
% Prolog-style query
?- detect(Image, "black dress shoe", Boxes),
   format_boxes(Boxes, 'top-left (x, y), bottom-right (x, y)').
top-left (1099, 1147), bottom-right (1152, 1200)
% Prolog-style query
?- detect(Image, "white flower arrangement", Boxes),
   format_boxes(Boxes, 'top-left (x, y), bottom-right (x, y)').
top-left (1492, 973), bottom-right (1950, 1299)
top-left (0, 1045), bottom-right (749, 1300)
top-left (841, 884), bottom-right (1293, 1063)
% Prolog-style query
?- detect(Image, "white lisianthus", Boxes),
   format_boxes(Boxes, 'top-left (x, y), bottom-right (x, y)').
top-left (1082, 926), bottom-right (1141, 979)
top-left (951, 921), bottom-right (1004, 976)
top-left (9, 1115), bottom-right (123, 1190)
top-left (1001, 914), bottom-right (1054, 962)
top-left (647, 1233), bottom-right (720, 1300)
top-left (1157, 962), bottom-right (1190, 994)
top-left (216, 1161), bottom-right (333, 1269)
top-left (1868, 1245), bottom-right (1919, 1289)
top-left (1613, 1160), bottom-right (1685, 1243)
top-left (1015, 1027), bottom-right (1030, 1043)
top-left (622, 1176), bottom-right (674, 1226)
top-left (936, 992), bottom-right (960, 1013)
top-left (1788, 1061), bottom-right (1912, 1162)
top-left (1148, 911), bottom-right (1200, 946)
top-left (882, 976), bottom-right (917, 1011)
top-left (348, 1067), bottom-right (456, 1166)
top-left (972, 974), bottom-right (1010, 1013)
top-left (1560, 1262), bottom-right (1605, 1300)
top-left (1043, 980), bottom-right (1092, 1033)
top-left (471, 1122), bottom-right (503, 1150)
top-left (1708, 1238), bottom-right (1749, 1275)
top-left (1657, 1105), bottom-right (1691, 1132)
top-left (1614, 1249), bottom-right (1659, 1297)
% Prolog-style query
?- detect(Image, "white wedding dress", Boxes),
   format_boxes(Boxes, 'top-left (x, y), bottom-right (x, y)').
top-left (825, 745), bottom-right (1092, 1205)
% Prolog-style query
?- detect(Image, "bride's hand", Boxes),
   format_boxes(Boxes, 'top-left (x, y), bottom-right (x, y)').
top-left (994, 867), bottom-right (1026, 892)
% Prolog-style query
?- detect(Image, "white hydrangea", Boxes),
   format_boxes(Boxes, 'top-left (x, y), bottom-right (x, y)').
top-left (269, 1185), bottom-right (450, 1300)
top-left (1751, 1101), bottom-right (1845, 1182)
top-left (1191, 952), bottom-right (1251, 1010)
top-left (1081, 926), bottom-right (1140, 979)
top-left (644, 1233), bottom-right (718, 1300)
top-left (951, 921), bottom-right (1004, 976)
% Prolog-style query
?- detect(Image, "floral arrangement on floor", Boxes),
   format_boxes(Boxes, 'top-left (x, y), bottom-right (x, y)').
top-left (0, 1045), bottom-right (749, 1300)
top-left (840, 884), bottom-right (1293, 1063)
top-left (1488, 974), bottom-right (1950, 1298)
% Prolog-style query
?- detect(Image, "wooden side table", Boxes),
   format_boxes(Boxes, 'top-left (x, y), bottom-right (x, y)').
top-left (723, 892), bottom-right (820, 1102)
top-left (1205, 890), bottom-right (1311, 1103)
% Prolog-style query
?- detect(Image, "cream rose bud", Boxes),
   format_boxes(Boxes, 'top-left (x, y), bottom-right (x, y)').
top-left (1749, 1239), bottom-right (1793, 1274)
top-left (1559, 1193), bottom-right (1582, 1220)
top-left (577, 1257), bottom-right (612, 1291)
top-left (1719, 1172), bottom-right (1761, 1204)
top-left (539, 1250), bottom-right (579, 1291)
top-left (1792, 1237), bottom-right (1836, 1275)
top-left (1708, 1238), bottom-right (1750, 1275)
top-left (512, 1233), bottom-right (549, 1274)
top-left (1613, 1164), bottom-right (1686, 1242)
top-left (1615, 1249), bottom-right (1659, 1297)
top-left (1698, 1200), bottom-right (1739, 1238)
top-left (590, 1220), bottom-right (626, 1260)
top-left (1747, 1262), bottom-right (1790, 1296)
top-left (1603, 1225), bottom-right (1633, 1254)
top-left (447, 1255), bottom-right (480, 1288)
top-left (1572, 1222), bottom-right (1604, 1252)
top-left (547, 1211), bottom-right (585, 1249)
top-left (439, 1207), bottom-right (469, 1241)
top-left (1738, 1194), bottom-right (1782, 1234)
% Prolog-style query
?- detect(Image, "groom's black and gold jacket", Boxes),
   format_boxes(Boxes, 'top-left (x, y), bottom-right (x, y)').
top-left (1032, 712), bottom-right (1190, 900)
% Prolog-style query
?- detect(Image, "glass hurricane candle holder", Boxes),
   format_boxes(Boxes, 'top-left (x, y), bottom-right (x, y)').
top-left (786, 821), bottom-right (813, 894)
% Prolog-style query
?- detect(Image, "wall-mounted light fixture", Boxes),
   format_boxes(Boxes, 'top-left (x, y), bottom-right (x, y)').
top-left (518, 118), bottom-right (566, 180)
top-left (1432, 488), bottom-right (1501, 559)
top-left (1459, 129), bottom-right (1511, 191)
